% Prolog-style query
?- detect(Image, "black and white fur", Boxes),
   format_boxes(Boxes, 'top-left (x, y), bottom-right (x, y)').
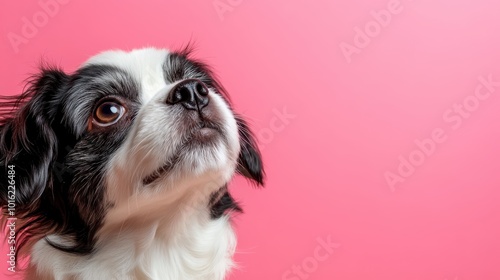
top-left (0, 47), bottom-right (264, 280)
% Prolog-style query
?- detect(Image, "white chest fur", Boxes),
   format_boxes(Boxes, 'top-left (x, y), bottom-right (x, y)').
top-left (29, 216), bottom-right (236, 280)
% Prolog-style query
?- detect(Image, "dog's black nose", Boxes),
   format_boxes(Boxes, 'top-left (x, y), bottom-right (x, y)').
top-left (167, 79), bottom-right (209, 111)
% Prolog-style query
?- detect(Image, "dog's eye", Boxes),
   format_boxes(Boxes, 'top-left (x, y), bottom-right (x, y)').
top-left (93, 101), bottom-right (125, 126)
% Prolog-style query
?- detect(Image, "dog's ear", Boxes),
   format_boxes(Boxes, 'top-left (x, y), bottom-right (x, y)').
top-left (0, 69), bottom-right (68, 215)
top-left (235, 116), bottom-right (265, 186)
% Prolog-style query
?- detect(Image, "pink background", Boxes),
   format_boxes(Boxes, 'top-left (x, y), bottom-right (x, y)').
top-left (2, 0), bottom-right (500, 279)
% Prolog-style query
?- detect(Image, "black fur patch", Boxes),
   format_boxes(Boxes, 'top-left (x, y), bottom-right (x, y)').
top-left (209, 187), bottom-right (242, 219)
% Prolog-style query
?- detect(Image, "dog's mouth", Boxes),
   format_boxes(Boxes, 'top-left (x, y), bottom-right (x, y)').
top-left (190, 121), bottom-right (221, 141)
top-left (142, 121), bottom-right (223, 185)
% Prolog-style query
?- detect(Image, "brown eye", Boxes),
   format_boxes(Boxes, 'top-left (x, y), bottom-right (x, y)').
top-left (93, 101), bottom-right (125, 126)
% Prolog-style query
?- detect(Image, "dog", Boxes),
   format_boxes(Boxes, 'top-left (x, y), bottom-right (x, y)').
top-left (0, 47), bottom-right (264, 280)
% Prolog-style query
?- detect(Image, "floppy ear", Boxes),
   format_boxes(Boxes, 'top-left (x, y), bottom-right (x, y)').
top-left (235, 116), bottom-right (265, 186)
top-left (0, 69), bottom-right (68, 215)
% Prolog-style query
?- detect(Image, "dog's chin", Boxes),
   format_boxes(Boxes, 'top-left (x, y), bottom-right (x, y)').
top-left (142, 127), bottom-right (230, 185)
top-left (189, 126), bottom-right (221, 143)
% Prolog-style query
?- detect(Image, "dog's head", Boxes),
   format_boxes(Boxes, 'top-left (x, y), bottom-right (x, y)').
top-left (0, 47), bottom-right (263, 254)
